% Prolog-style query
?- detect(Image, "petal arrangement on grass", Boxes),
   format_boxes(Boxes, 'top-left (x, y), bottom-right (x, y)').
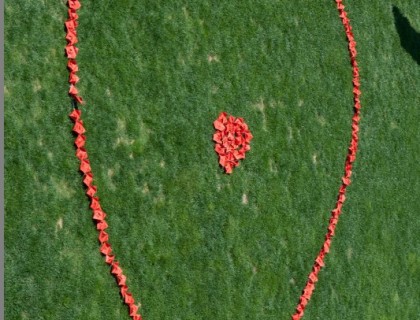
top-left (65, 0), bottom-right (362, 319)
top-left (291, 1), bottom-right (362, 319)
top-left (213, 112), bottom-right (253, 174)
top-left (66, 1), bottom-right (141, 320)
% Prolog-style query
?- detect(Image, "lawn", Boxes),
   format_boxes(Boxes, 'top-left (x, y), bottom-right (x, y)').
top-left (4, 0), bottom-right (420, 319)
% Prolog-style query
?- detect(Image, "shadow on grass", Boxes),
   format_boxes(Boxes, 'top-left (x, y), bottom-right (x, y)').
top-left (392, 6), bottom-right (420, 65)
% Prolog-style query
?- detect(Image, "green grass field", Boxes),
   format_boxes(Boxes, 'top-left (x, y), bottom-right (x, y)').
top-left (5, 0), bottom-right (420, 319)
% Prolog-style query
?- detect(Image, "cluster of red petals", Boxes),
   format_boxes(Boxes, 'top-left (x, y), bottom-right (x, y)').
top-left (66, 2), bottom-right (142, 320)
top-left (65, 1), bottom-right (84, 104)
top-left (213, 112), bottom-right (253, 174)
top-left (291, 1), bottom-right (362, 319)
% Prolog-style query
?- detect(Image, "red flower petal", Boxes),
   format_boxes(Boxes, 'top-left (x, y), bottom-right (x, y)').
top-left (66, 31), bottom-right (78, 45)
top-left (73, 95), bottom-right (84, 104)
top-left (69, 108), bottom-right (81, 121)
top-left (214, 144), bottom-right (225, 155)
top-left (100, 242), bottom-right (112, 255)
top-left (213, 120), bottom-right (225, 131)
top-left (105, 255), bottom-right (115, 265)
top-left (69, 84), bottom-right (79, 95)
top-left (76, 147), bottom-right (88, 160)
top-left (68, 9), bottom-right (78, 20)
top-left (217, 112), bottom-right (228, 124)
top-left (65, 44), bottom-right (78, 59)
top-left (219, 155), bottom-right (227, 167)
top-left (72, 120), bottom-right (85, 134)
top-left (68, 0), bottom-right (81, 10)
top-left (83, 172), bottom-right (93, 186)
top-left (69, 72), bottom-right (80, 84)
top-left (93, 210), bottom-right (106, 221)
top-left (213, 132), bottom-right (222, 144)
top-left (67, 59), bottom-right (79, 72)
top-left (96, 220), bottom-right (108, 231)
top-left (65, 19), bottom-right (76, 32)
top-left (86, 185), bottom-right (97, 197)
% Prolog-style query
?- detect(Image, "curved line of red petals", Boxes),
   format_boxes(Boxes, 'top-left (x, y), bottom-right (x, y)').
top-left (291, 1), bottom-right (361, 319)
top-left (66, 1), bottom-right (142, 319)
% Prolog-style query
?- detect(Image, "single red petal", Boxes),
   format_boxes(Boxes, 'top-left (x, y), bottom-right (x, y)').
top-left (342, 177), bottom-right (351, 186)
top-left (225, 163), bottom-right (233, 174)
top-left (219, 155), bottom-right (227, 167)
top-left (72, 120), bottom-right (84, 134)
top-left (69, 72), bottom-right (80, 84)
top-left (73, 95), bottom-right (84, 104)
top-left (231, 159), bottom-right (240, 167)
top-left (111, 262), bottom-right (123, 275)
top-left (244, 132), bottom-right (253, 143)
top-left (296, 305), bottom-right (304, 315)
top-left (65, 19), bottom-right (76, 31)
top-left (68, 0), bottom-right (81, 10)
top-left (72, 120), bottom-right (85, 135)
top-left (69, 108), bottom-right (81, 121)
top-left (235, 117), bottom-right (244, 125)
top-left (99, 232), bottom-right (110, 248)
top-left (83, 172), bottom-right (93, 186)
top-left (117, 274), bottom-right (127, 286)
top-left (213, 132), bottom-right (222, 143)
top-left (76, 147), bottom-right (88, 160)
top-left (217, 112), bottom-right (228, 124)
top-left (67, 59), bottom-right (79, 72)
top-left (214, 144), bottom-right (225, 155)
top-left (213, 120), bottom-right (225, 131)
top-left (65, 44), bottom-right (78, 59)
top-left (120, 284), bottom-right (128, 297)
top-left (303, 286), bottom-right (314, 298)
top-left (105, 254), bottom-right (115, 265)
top-left (129, 304), bottom-right (139, 317)
top-left (90, 197), bottom-right (101, 211)
top-left (86, 185), bottom-right (97, 197)
top-left (100, 242), bottom-right (112, 255)
top-left (226, 123), bottom-right (234, 132)
top-left (312, 264), bottom-right (321, 274)
top-left (69, 84), bottom-right (79, 95)
top-left (76, 136), bottom-right (87, 148)
top-left (225, 153), bottom-right (234, 162)
top-left (66, 31), bottom-right (78, 45)
top-left (323, 240), bottom-right (331, 253)
top-left (309, 272), bottom-right (318, 283)
top-left (221, 136), bottom-right (229, 146)
top-left (68, 9), bottom-right (79, 20)
top-left (93, 209), bottom-right (106, 221)
top-left (233, 150), bottom-right (245, 160)
top-left (299, 296), bottom-right (308, 307)
top-left (96, 220), bottom-right (109, 231)
top-left (234, 136), bottom-right (243, 146)
top-left (224, 144), bottom-right (233, 153)
top-left (124, 293), bottom-right (135, 305)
